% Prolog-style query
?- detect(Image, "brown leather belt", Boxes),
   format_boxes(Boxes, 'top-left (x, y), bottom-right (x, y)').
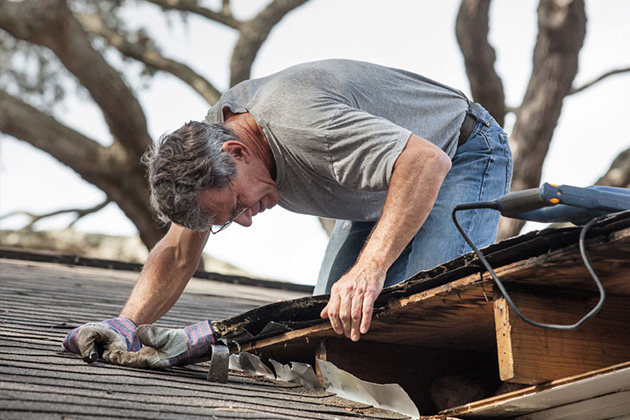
top-left (458, 108), bottom-right (479, 147)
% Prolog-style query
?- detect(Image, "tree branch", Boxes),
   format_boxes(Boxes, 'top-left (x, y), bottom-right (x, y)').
top-left (144, 0), bottom-right (240, 28)
top-left (0, 0), bottom-right (152, 161)
top-left (455, 0), bottom-right (506, 126)
top-left (76, 11), bottom-right (222, 105)
top-left (596, 147), bottom-right (630, 188)
top-left (222, 0), bottom-right (233, 17)
top-left (0, 89), bottom-right (108, 181)
top-left (1, 200), bottom-right (111, 231)
top-left (0, 88), bottom-right (164, 247)
top-left (569, 67), bottom-right (630, 95)
top-left (140, 0), bottom-right (310, 90)
top-left (230, 0), bottom-right (310, 86)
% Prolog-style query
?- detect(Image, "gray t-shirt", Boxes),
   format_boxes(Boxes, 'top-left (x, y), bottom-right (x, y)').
top-left (205, 59), bottom-right (470, 221)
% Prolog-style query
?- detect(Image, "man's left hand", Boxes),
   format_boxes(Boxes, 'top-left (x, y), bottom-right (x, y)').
top-left (62, 317), bottom-right (141, 361)
top-left (320, 264), bottom-right (385, 341)
top-left (104, 320), bottom-right (217, 368)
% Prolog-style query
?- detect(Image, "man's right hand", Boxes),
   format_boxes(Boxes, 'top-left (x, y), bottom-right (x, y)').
top-left (62, 317), bottom-right (141, 362)
top-left (321, 262), bottom-right (386, 342)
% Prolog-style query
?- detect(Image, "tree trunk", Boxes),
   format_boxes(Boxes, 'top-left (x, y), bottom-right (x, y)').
top-left (497, 0), bottom-right (586, 240)
top-left (455, 0), bottom-right (506, 127)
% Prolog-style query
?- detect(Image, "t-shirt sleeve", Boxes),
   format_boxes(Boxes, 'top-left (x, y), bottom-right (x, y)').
top-left (324, 104), bottom-right (412, 192)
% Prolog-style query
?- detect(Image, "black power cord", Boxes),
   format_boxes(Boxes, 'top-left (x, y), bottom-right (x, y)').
top-left (452, 202), bottom-right (607, 330)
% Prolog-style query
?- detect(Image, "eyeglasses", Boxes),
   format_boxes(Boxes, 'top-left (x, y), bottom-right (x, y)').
top-left (210, 174), bottom-right (250, 234)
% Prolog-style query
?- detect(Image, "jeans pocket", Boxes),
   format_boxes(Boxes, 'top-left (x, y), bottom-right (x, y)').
top-left (455, 130), bottom-right (491, 162)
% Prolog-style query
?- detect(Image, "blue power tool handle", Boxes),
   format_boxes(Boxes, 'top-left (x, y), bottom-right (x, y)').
top-left (509, 183), bottom-right (630, 224)
top-left (541, 184), bottom-right (630, 212)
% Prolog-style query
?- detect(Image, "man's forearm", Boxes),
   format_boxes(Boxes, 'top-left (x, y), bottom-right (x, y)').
top-left (321, 134), bottom-right (452, 341)
top-left (358, 135), bottom-right (452, 272)
top-left (120, 226), bottom-right (209, 325)
top-left (119, 251), bottom-right (194, 325)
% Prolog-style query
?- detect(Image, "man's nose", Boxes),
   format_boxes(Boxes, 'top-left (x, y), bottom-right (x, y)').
top-left (234, 209), bottom-right (253, 227)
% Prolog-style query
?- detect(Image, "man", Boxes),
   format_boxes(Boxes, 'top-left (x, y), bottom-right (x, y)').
top-left (63, 59), bottom-right (512, 368)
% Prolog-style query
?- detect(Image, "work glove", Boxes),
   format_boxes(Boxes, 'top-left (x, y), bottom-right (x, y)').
top-left (104, 320), bottom-right (217, 369)
top-left (61, 317), bottom-right (141, 362)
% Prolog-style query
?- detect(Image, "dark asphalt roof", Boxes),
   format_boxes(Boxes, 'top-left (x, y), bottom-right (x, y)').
top-left (0, 256), bottom-right (408, 420)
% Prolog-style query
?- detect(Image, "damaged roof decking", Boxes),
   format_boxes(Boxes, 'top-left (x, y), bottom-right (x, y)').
top-left (0, 258), bottom-right (409, 420)
top-left (218, 212), bottom-right (630, 353)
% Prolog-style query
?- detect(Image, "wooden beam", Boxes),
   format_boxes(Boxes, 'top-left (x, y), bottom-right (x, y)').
top-left (494, 286), bottom-right (630, 384)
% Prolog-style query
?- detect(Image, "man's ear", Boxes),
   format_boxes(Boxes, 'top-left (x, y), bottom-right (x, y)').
top-left (222, 141), bottom-right (251, 162)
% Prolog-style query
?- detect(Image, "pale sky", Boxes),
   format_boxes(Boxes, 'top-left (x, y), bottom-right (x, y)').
top-left (1, 0), bottom-right (629, 285)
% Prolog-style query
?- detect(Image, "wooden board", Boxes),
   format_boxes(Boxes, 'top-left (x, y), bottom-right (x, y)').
top-left (240, 275), bottom-right (498, 355)
top-left (494, 287), bottom-right (630, 384)
top-left (481, 240), bottom-right (630, 296)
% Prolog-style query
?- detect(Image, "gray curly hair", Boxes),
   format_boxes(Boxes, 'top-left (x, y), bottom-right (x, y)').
top-left (142, 121), bottom-right (237, 231)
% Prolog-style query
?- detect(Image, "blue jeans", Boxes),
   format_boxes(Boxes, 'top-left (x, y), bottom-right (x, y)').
top-left (314, 104), bottom-right (513, 295)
